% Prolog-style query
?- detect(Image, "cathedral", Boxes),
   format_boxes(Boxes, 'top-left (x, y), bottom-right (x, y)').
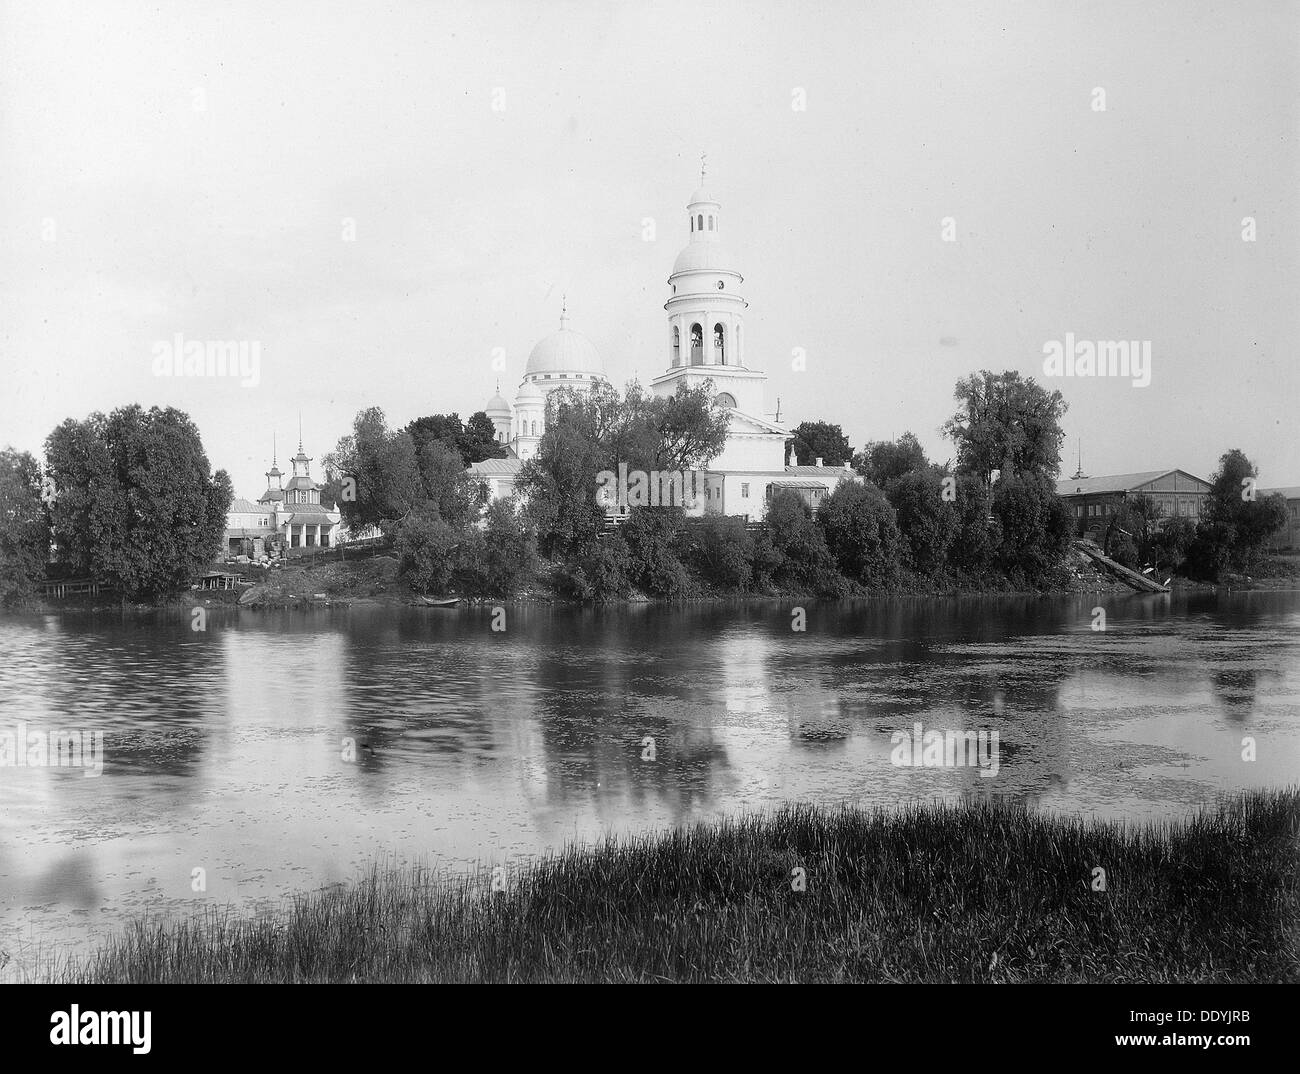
top-left (472, 179), bottom-right (858, 520)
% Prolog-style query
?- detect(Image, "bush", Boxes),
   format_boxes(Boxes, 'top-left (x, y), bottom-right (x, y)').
top-left (682, 515), bottom-right (753, 591)
top-left (884, 466), bottom-right (960, 577)
top-left (818, 480), bottom-right (901, 588)
top-left (391, 509), bottom-right (461, 594)
top-left (554, 535), bottom-right (633, 602)
top-left (621, 508), bottom-right (693, 597)
top-left (477, 498), bottom-right (537, 597)
top-left (764, 491), bottom-right (844, 594)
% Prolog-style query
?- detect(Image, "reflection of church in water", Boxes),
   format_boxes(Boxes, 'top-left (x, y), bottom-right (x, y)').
top-left (470, 179), bottom-right (858, 521)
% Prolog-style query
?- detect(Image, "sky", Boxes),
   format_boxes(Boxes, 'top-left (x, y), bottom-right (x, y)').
top-left (1, 0), bottom-right (1297, 499)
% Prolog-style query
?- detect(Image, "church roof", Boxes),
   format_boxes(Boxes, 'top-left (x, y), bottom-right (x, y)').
top-left (689, 187), bottom-right (719, 206)
top-left (259, 488), bottom-right (284, 502)
top-left (672, 243), bottom-right (740, 275)
top-left (468, 457), bottom-right (523, 476)
top-left (283, 476), bottom-right (320, 492)
top-left (229, 497), bottom-right (263, 513)
top-left (486, 392), bottom-right (511, 414)
top-left (525, 326), bottom-right (604, 377)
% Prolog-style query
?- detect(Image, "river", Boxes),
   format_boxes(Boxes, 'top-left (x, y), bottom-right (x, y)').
top-left (1, 591), bottom-right (1297, 976)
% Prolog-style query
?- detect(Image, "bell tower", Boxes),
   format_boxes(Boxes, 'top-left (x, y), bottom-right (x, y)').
top-left (651, 173), bottom-right (769, 417)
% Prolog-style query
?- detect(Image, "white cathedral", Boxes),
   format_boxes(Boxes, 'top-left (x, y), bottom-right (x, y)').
top-left (469, 181), bottom-right (857, 521)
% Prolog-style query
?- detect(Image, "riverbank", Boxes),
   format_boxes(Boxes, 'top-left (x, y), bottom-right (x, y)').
top-left (48, 791), bottom-right (1300, 983)
top-left (25, 550), bottom-right (1300, 614)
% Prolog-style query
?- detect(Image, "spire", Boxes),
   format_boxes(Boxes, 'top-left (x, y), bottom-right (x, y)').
top-left (700, 151), bottom-right (707, 186)
top-left (272, 431), bottom-right (277, 467)
top-left (560, 294), bottom-right (568, 330)
top-left (298, 412), bottom-right (303, 454)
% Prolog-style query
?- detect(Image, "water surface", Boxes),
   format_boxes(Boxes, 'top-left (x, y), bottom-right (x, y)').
top-left (1, 591), bottom-right (1297, 976)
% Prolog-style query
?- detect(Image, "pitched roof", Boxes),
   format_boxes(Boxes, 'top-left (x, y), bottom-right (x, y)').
top-left (281, 511), bottom-right (337, 526)
top-left (769, 478), bottom-right (830, 490)
top-left (468, 458), bottom-right (523, 476)
top-left (1260, 486), bottom-right (1300, 499)
top-left (1055, 470), bottom-right (1206, 496)
top-left (229, 497), bottom-right (264, 513)
top-left (785, 465), bottom-right (854, 477)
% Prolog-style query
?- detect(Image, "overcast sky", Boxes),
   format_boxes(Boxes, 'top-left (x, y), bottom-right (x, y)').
top-left (2, 0), bottom-right (1296, 498)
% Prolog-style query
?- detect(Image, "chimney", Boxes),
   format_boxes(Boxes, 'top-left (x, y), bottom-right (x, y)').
top-left (815, 457), bottom-right (824, 468)
top-left (785, 445), bottom-right (793, 467)
top-left (843, 460), bottom-right (851, 471)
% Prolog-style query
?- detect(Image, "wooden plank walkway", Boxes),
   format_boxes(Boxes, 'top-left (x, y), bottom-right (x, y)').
top-left (1074, 540), bottom-right (1170, 593)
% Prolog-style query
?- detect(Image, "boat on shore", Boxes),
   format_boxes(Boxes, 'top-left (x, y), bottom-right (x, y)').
top-left (416, 595), bottom-right (460, 607)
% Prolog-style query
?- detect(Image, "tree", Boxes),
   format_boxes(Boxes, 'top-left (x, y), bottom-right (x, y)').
top-left (787, 421), bottom-right (854, 467)
top-left (681, 514), bottom-right (754, 591)
top-left (406, 411), bottom-right (506, 467)
top-left (519, 381), bottom-right (730, 557)
top-left (462, 411), bottom-right (507, 464)
top-left (943, 370), bottom-right (1067, 486)
top-left (884, 464), bottom-right (961, 577)
top-left (0, 448), bottom-right (51, 606)
top-left (817, 480), bottom-right (901, 587)
top-left (417, 439), bottom-right (475, 524)
top-left (763, 490), bottom-right (845, 595)
top-left (947, 474), bottom-right (999, 579)
top-left (391, 508), bottom-right (461, 594)
top-left (1197, 449), bottom-right (1289, 574)
top-left (44, 406), bottom-right (232, 600)
top-left (328, 407), bottom-right (423, 532)
top-left (855, 432), bottom-right (928, 487)
top-left (991, 471), bottom-right (1072, 581)
top-left (1151, 516), bottom-right (1196, 577)
top-left (621, 507), bottom-right (692, 597)
top-left (1104, 493), bottom-right (1163, 566)
top-left (477, 497), bottom-right (537, 596)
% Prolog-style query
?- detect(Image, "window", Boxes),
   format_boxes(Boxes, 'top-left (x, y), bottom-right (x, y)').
top-left (530, 421), bottom-right (537, 436)
top-left (741, 482), bottom-right (749, 498)
top-left (690, 216), bottom-right (694, 233)
top-left (690, 323), bottom-right (703, 365)
top-left (672, 326), bottom-right (680, 365)
top-left (714, 391), bottom-right (736, 408)
top-left (708, 216), bottom-right (714, 230)
top-left (714, 323), bottom-right (726, 363)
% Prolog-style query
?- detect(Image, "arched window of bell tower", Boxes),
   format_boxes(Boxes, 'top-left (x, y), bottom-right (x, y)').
top-left (672, 326), bottom-right (681, 366)
top-left (714, 323), bottom-right (726, 364)
top-left (708, 216), bottom-right (715, 231)
top-left (697, 214), bottom-right (703, 231)
top-left (689, 323), bottom-right (703, 365)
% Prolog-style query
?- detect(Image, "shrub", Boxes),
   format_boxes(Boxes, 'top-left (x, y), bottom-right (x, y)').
top-left (818, 480), bottom-right (902, 587)
top-left (621, 508), bottom-right (693, 597)
top-left (682, 515), bottom-right (753, 591)
top-left (391, 509), bottom-right (460, 594)
top-left (764, 491), bottom-right (844, 594)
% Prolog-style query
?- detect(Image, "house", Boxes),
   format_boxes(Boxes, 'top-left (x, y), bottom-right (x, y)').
top-left (1055, 469), bottom-right (1211, 537)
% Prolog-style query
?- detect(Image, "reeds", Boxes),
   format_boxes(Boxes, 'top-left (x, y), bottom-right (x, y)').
top-left (52, 791), bottom-right (1300, 983)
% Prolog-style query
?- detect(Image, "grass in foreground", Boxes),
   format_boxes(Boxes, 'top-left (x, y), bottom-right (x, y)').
top-left (54, 791), bottom-right (1300, 983)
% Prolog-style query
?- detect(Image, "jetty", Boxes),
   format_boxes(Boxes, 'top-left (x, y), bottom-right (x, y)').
top-left (1074, 540), bottom-right (1170, 593)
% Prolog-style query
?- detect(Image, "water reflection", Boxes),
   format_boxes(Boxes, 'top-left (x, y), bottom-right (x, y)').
top-left (0, 591), bottom-right (1297, 973)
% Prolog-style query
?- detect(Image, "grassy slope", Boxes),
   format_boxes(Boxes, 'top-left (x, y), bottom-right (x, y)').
top-left (56, 791), bottom-right (1299, 983)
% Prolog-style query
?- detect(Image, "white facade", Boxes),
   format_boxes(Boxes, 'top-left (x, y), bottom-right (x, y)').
top-left (475, 180), bottom-right (858, 521)
top-left (484, 306), bottom-right (610, 461)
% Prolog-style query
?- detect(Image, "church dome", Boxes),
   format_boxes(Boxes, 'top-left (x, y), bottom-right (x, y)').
top-left (689, 187), bottom-right (719, 206)
top-left (485, 392), bottom-right (511, 416)
top-left (516, 379), bottom-right (543, 403)
top-left (672, 243), bottom-right (740, 275)
top-left (524, 326), bottom-right (604, 377)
